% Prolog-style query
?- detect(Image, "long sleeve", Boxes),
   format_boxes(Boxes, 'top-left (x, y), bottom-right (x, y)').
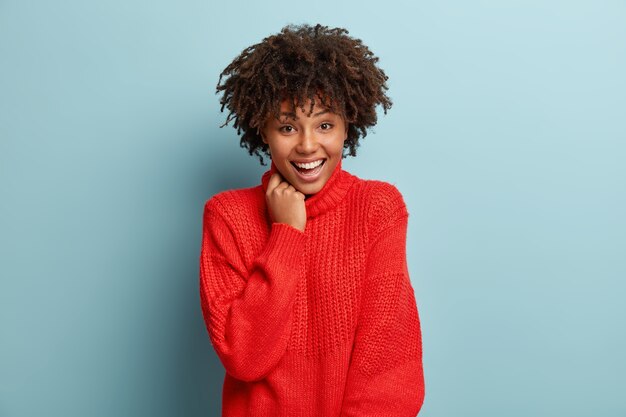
top-left (340, 186), bottom-right (425, 416)
top-left (199, 197), bottom-right (307, 382)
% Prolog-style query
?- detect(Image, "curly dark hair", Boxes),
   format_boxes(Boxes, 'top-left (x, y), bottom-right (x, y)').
top-left (215, 23), bottom-right (393, 166)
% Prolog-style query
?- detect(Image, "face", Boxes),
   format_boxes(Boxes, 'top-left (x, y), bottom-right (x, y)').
top-left (261, 97), bottom-right (348, 197)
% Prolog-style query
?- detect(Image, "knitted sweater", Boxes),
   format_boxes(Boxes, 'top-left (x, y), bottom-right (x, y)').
top-left (199, 158), bottom-right (425, 417)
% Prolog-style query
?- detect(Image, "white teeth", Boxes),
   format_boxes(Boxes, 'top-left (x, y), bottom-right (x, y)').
top-left (293, 159), bottom-right (324, 169)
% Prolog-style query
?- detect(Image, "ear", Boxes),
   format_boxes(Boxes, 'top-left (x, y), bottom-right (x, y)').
top-left (259, 127), bottom-right (267, 144)
top-left (260, 118), bottom-right (273, 143)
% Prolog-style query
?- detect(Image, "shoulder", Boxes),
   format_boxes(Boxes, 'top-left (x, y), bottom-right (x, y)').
top-left (358, 179), bottom-right (409, 239)
top-left (345, 172), bottom-right (406, 207)
top-left (203, 186), bottom-right (263, 225)
top-left (364, 179), bottom-right (408, 212)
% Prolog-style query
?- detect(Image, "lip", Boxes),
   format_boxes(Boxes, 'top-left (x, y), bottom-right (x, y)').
top-left (291, 158), bottom-right (326, 164)
top-left (290, 158), bottom-right (326, 183)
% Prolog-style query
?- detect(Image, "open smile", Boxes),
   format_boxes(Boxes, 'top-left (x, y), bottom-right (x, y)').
top-left (290, 158), bottom-right (326, 182)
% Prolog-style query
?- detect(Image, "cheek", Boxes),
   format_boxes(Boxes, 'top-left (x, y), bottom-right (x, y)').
top-left (330, 135), bottom-right (347, 152)
top-left (267, 142), bottom-right (291, 159)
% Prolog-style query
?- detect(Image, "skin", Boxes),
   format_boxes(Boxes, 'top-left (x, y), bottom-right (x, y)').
top-left (260, 96), bottom-right (348, 232)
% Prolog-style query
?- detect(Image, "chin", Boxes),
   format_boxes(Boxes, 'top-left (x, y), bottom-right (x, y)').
top-left (300, 184), bottom-right (322, 195)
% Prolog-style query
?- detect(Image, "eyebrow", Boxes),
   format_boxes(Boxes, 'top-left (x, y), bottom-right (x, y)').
top-left (279, 110), bottom-right (330, 120)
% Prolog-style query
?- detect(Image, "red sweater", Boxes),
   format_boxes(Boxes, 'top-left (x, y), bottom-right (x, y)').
top-left (199, 158), bottom-right (425, 416)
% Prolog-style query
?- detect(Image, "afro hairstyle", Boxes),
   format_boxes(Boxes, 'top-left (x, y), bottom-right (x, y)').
top-left (215, 23), bottom-right (392, 165)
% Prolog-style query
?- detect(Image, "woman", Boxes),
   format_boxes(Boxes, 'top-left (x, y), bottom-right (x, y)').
top-left (200, 23), bottom-right (425, 416)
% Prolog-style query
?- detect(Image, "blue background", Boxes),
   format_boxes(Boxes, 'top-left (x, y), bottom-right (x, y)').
top-left (1, 1), bottom-right (625, 416)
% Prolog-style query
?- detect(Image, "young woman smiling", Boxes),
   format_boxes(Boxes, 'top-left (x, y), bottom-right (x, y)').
top-left (262, 94), bottom-right (347, 198)
top-left (200, 23), bottom-right (425, 416)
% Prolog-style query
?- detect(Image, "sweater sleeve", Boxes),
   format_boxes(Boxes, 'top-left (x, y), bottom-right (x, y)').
top-left (339, 184), bottom-right (425, 417)
top-left (199, 197), bottom-right (307, 382)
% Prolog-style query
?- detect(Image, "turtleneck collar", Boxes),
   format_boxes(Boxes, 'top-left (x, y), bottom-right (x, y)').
top-left (261, 158), bottom-right (357, 219)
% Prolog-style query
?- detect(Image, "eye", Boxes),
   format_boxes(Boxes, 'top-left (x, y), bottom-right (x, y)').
top-left (279, 125), bottom-right (295, 133)
top-left (320, 122), bottom-right (334, 130)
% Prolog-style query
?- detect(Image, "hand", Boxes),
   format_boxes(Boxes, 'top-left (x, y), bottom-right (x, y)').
top-left (265, 172), bottom-right (306, 232)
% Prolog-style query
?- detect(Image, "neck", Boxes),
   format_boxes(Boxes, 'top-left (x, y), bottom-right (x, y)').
top-left (261, 158), bottom-right (356, 219)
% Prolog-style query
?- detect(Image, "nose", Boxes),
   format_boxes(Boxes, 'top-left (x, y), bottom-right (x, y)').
top-left (296, 128), bottom-right (319, 154)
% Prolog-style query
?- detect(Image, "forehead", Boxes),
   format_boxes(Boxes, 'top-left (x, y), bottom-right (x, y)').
top-left (275, 95), bottom-right (339, 119)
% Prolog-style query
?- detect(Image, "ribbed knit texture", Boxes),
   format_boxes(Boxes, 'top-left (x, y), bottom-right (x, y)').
top-left (199, 158), bottom-right (425, 416)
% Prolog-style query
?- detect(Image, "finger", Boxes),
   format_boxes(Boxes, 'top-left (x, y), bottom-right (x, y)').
top-left (274, 181), bottom-right (291, 193)
top-left (267, 173), bottom-right (282, 193)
